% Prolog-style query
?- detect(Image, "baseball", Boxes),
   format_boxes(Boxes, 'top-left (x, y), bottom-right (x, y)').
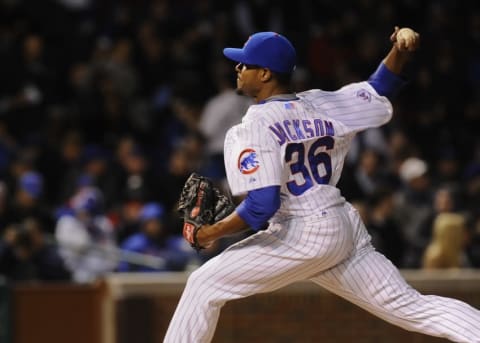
top-left (395, 27), bottom-right (419, 51)
top-left (397, 27), bottom-right (416, 40)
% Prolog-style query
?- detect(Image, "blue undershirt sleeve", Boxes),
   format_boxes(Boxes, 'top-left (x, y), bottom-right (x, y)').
top-left (235, 186), bottom-right (281, 231)
top-left (368, 62), bottom-right (407, 100)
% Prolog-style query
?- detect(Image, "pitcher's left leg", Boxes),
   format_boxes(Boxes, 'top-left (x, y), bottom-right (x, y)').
top-left (165, 212), bottom-right (354, 343)
top-left (311, 247), bottom-right (480, 343)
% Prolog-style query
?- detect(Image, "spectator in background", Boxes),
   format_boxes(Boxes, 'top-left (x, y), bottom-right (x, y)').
top-left (0, 33), bottom-right (54, 141)
top-left (339, 148), bottom-right (393, 202)
top-left (367, 187), bottom-right (406, 268)
top-left (115, 198), bottom-right (143, 245)
top-left (422, 213), bottom-right (471, 269)
top-left (156, 139), bottom-right (199, 215)
top-left (198, 61), bottom-right (253, 181)
top-left (463, 157), bottom-right (480, 219)
top-left (431, 148), bottom-right (461, 187)
top-left (0, 218), bottom-right (70, 282)
top-left (394, 157), bottom-right (433, 267)
top-left (416, 186), bottom-right (460, 247)
top-left (113, 137), bottom-right (147, 242)
top-left (233, 0), bottom-right (284, 37)
top-left (0, 181), bottom-right (12, 232)
top-left (49, 130), bottom-right (85, 204)
top-left (0, 0), bottom-right (478, 274)
top-left (386, 129), bottom-right (419, 176)
top-left (116, 143), bottom-right (154, 205)
top-left (467, 215), bottom-right (480, 268)
top-left (345, 127), bottom-right (390, 167)
top-left (76, 145), bottom-right (119, 209)
top-left (9, 171), bottom-right (54, 234)
top-left (55, 186), bottom-right (117, 283)
top-left (118, 202), bottom-right (190, 272)
top-left (152, 95), bottom-right (204, 170)
top-left (135, 19), bottom-right (172, 98)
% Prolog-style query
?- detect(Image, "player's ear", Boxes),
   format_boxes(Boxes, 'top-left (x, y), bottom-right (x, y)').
top-left (259, 68), bottom-right (273, 82)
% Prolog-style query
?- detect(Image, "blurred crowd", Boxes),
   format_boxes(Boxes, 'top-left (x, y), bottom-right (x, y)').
top-left (0, 0), bottom-right (479, 283)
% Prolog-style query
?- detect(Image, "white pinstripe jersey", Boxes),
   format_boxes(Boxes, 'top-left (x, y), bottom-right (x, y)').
top-left (224, 81), bottom-right (392, 219)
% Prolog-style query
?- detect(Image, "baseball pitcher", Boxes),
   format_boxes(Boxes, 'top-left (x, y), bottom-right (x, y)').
top-left (164, 27), bottom-right (480, 343)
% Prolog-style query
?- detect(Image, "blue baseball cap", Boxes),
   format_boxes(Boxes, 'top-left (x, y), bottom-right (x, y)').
top-left (223, 32), bottom-right (296, 74)
top-left (19, 171), bottom-right (43, 198)
top-left (140, 203), bottom-right (165, 222)
top-left (71, 186), bottom-right (103, 214)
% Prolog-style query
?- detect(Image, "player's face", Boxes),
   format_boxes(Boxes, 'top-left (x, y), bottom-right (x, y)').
top-left (234, 63), bottom-right (263, 97)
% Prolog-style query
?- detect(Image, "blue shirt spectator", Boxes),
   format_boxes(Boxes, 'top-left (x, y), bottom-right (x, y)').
top-left (117, 203), bottom-right (190, 272)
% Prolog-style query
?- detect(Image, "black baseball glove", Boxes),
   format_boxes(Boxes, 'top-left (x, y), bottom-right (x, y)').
top-left (178, 173), bottom-right (235, 251)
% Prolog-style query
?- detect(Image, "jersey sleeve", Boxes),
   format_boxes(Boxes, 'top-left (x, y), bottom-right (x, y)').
top-left (330, 81), bottom-right (393, 130)
top-left (302, 81), bottom-right (393, 132)
top-left (224, 123), bottom-right (282, 195)
top-left (367, 62), bottom-right (407, 100)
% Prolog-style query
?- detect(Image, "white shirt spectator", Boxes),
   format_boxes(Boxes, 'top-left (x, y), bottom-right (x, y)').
top-left (55, 214), bottom-right (117, 283)
top-left (199, 89), bottom-right (253, 156)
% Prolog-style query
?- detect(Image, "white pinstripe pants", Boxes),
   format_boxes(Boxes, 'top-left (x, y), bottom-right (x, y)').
top-left (164, 203), bottom-right (480, 343)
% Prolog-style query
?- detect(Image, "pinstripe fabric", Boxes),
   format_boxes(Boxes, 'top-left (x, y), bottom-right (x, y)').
top-left (164, 203), bottom-right (480, 342)
top-left (224, 82), bottom-right (392, 217)
top-left (164, 82), bottom-right (480, 342)
top-left (311, 204), bottom-right (480, 343)
top-left (164, 206), bottom-right (354, 342)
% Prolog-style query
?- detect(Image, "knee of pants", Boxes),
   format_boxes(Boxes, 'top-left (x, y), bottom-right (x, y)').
top-left (186, 267), bottom-right (205, 288)
top-left (183, 268), bottom-right (230, 308)
top-left (185, 266), bottom-right (220, 294)
top-left (382, 288), bottom-right (426, 316)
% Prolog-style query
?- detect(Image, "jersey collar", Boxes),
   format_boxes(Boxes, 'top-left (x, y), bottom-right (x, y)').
top-left (258, 93), bottom-right (299, 104)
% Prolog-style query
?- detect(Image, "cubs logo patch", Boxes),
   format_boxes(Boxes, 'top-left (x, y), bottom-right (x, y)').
top-left (356, 89), bottom-right (372, 102)
top-left (238, 148), bottom-right (260, 174)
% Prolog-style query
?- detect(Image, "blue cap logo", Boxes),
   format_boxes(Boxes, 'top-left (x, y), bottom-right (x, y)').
top-left (223, 32), bottom-right (296, 74)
